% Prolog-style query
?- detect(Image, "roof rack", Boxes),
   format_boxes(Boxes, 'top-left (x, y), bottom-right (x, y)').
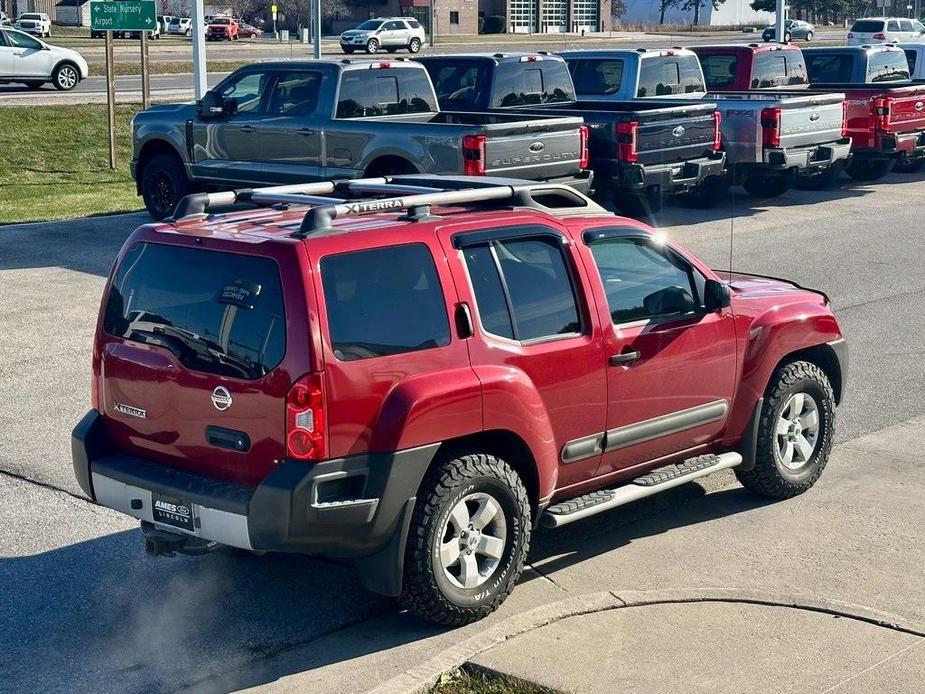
top-left (168, 176), bottom-right (606, 239)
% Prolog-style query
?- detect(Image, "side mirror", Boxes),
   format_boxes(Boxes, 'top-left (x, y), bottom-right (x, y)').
top-left (703, 279), bottom-right (731, 311)
top-left (643, 286), bottom-right (697, 317)
top-left (197, 91), bottom-right (236, 118)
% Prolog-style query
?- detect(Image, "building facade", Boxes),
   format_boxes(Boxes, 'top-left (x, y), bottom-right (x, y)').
top-left (482, 0), bottom-right (613, 34)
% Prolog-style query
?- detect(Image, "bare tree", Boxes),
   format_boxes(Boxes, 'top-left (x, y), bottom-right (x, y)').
top-left (278, 0), bottom-right (348, 31)
top-left (680, 0), bottom-right (726, 26)
top-left (658, 0), bottom-right (679, 24)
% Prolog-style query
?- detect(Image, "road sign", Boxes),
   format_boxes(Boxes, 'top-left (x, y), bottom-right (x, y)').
top-left (90, 0), bottom-right (157, 32)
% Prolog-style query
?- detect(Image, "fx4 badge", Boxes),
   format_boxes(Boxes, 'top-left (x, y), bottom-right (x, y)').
top-left (114, 403), bottom-right (146, 419)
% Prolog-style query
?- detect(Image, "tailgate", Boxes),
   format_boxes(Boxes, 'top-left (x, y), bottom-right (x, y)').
top-left (778, 98), bottom-right (845, 148)
top-left (483, 126), bottom-right (583, 179)
top-left (636, 110), bottom-right (717, 166)
top-left (883, 91), bottom-right (925, 133)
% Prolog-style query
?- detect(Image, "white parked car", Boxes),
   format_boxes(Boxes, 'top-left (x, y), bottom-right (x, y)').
top-left (340, 17), bottom-right (425, 54)
top-left (168, 16), bottom-right (192, 35)
top-left (847, 17), bottom-right (925, 45)
top-left (0, 11), bottom-right (12, 26)
top-left (14, 12), bottom-right (51, 37)
top-left (0, 28), bottom-right (88, 90)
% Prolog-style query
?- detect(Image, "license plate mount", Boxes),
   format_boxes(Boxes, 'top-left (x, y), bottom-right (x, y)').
top-left (151, 492), bottom-right (196, 532)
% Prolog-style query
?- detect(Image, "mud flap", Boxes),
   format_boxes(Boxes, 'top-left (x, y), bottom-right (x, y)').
top-left (354, 497), bottom-right (416, 597)
top-left (735, 397), bottom-right (764, 472)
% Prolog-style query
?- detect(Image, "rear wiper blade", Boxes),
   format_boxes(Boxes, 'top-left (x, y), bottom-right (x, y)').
top-left (130, 324), bottom-right (261, 378)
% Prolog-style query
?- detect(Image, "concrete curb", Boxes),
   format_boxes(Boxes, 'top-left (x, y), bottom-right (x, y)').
top-left (368, 588), bottom-right (925, 694)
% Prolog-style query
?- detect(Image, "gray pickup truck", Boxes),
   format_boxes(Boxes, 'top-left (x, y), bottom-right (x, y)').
top-left (131, 59), bottom-right (592, 219)
top-left (562, 48), bottom-right (852, 199)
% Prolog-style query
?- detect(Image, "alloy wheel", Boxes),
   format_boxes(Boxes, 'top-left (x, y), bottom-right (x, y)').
top-left (775, 392), bottom-right (820, 470)
top-left (438, 492), bottom-right (508, 590)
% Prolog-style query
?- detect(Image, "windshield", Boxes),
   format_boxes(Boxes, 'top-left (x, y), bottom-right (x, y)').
top-left (212, 18), bottom-right (230, 24)
top-left (21, 13), bottom-right (41, 20)
top-left (104, 243), bottom-right (287, 380)
top-left (637, 54), bottom-right (705, 97)
top-left (356, 20), bottom-right (383, 30)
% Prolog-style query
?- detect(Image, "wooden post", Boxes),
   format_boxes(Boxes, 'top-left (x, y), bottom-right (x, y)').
top-left (105, 30), bottom-right (117, 170)
top-left (140, 30), bottom-right (150, 110)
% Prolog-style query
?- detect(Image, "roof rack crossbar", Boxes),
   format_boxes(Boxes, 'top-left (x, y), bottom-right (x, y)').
top-left (249, 193), bottom-right (346, 207)
top-left (341, 182), bottom-right (444, 196)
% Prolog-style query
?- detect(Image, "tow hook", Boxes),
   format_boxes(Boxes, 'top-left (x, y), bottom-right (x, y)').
top-left (140, 521), bottom-right (220, 557)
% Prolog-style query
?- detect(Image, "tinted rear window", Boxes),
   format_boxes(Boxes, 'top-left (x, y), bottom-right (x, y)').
top-left (905, 49), bottom-right (918, 74)
top-left (850, 20), bottom-right (884, 32)
top-left (567, 58), bottom-right (626, 96)
top-left (423, 60), bottom-right (491, 107)
top-left (699, 54), bottom-right (738, 89)
top-left (867, 50), bottom-right (910, 82)
top-left (751, 53), bottom-right (787, 88)
top-left (637, 55), bottom-right (704, 97)
top-left (336, 68), bottom-right (437, 117)
top-left (321, 244), bottom-right (450, 361)
top-left (490, 61), bottom-right (574, 107)
top-left (104, 243), bottom-right (286, 380)
top-left (806, 54), bottom-right (853, 83)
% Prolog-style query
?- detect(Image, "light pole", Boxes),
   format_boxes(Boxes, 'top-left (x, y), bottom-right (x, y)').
top-left (429, 0), bottom-right (435, 47)
top-left (775, 0), bottom-right (785, 44)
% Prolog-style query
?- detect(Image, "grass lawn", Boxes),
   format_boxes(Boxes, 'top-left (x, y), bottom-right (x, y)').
top-left (87, 59), bottom-right (252, 77)
top-left (431, 668), bottom-right (560, 694)
top-left (0, 104), bottom-right (142, 225)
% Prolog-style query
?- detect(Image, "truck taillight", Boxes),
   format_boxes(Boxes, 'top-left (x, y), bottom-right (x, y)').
top-left (760, 106), bottom-right (781, 148)
top-left (873, 96), bottom-right (892, 128)
top-left (841, 100), bottom-right (849, 137)
top-left (579, 125), bottom-right (589, 169)
top-left (712, 110), bottom-right (722, 151)
top-left (873, 32), bottom-right (886, 40)
top-left (286, 373), bottom-right (326, 461)
top-left (615, 120), bottom-right (638, 163)
top-left (462, 134), bottom-right (487, 175)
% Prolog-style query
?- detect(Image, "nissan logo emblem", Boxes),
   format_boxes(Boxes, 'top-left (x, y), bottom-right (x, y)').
top-left (211, 386), bottom-right (233, 411)
top-left (672, 125), bottom-right (685, 138)
top-left (916, 101), bottom-right (924, 112)
top-left (529, 141), bottom-right (545, 153)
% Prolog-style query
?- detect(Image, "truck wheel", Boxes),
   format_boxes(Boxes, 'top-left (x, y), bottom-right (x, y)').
top-left (140, 154), bottom-right (192, 220)
top-left (617, 188), bottom-right (662, 218)
top-left (401, 453), bottom-right (531, 626)
top-left (893, 158), bottom-right (925, 173)
top-left (735, 361), bottom-right (835, 500)
top-left (846, 158), bottom-right (894, 181)
top-left (796, 163), bottom-right (842, 191)
top-left (683, 174), bottom-right (730, 208)
top-left (366, 38), bottom-right (379, 54)
top-left (409, 37), bottom-right (422, 53)
top-left (742, 172), bottom-right (793, 198)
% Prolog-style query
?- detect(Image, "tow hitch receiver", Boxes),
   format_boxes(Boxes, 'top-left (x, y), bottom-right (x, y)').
top-left (141, 521), bottom-right (220, 557)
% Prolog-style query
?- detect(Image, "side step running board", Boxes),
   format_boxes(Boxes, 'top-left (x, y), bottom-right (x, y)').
top-left (541, 452), bottom-right (742, 528)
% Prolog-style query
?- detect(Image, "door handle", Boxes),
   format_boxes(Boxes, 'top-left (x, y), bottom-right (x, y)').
top-left (239, 125), bottom-right (256, 134)
top-left (296, 128), bottom-right (314, 136)
top-left (609, 350), bottom-right (640, 366)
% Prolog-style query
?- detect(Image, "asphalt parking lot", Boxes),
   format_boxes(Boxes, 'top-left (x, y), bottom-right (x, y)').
top-left (1, 172), bottom-right (924, 692)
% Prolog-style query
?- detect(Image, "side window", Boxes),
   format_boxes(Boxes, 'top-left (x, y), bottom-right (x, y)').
top-left (266, 71), bottom-right (322, 116)
top-left (784, 54), bottom-right (808, 85)
top-left (751, 54), bottom-right (786, 88)
top-left (6, 31), bottom-right (41, 49)
top-left (383, 21), bottom-right (402, 31)
top-left (587, 236), bottom-right (700, 324)
top-left (568, 58), bottom-right (625, 95)
top-left (0, 31), bottom-right (8, 47)
top-left (900, 19), bottom-right (914, 32)
top-left (699, 54), bottom-right (738, 89)
top-left (220, 71), bottom-right (270, 114)
top-left (336, 72), bottom-right (402, 117)
top-left (320, 244), bottom-right (450, 361)
top-left (887, 20), bottom-right (900, 32)
top-left (429, 63), bottom-right (485, 106)
top-left (905, 49), bottom-right (918, 75)
top-left (463, 234), bottom-right (582, 341)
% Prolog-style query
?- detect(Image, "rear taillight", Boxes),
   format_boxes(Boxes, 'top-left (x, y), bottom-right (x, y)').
top-left (873, 32), bottom-right (886, 40)
top-left (286, 373), bottom-right (326, 461)
top-left (761, 106), bottom-right (781, 147)
top-left (841, 100), bottom-right (849, 137)
top-left (462, 134), bottom-right (487, 175)
top-left (873, 96), bottom-right (892, 129)
top-left (615, 120), bottom-right (638, 163)
top-left (579, 125), bottom-right (589, 169)
top-left (712, 110), bottom-right (722, 151)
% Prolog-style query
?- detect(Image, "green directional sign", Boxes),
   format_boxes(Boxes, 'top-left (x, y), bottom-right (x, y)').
top-left (90, 0), bottom-right (157, 32)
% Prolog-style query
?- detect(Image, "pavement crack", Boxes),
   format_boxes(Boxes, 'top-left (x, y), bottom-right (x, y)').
top-left (0, 469), bottom-right (93, 506)
top-left (818, 637), bottom-right (924, 693)
top-left (527, 561), bottom-right (569, 594)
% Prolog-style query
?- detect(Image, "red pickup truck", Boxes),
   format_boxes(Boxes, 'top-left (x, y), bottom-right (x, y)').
top-left (72, 175), bottom-right (847, 626)
top-left (693, 43), bottom-right (925, 180)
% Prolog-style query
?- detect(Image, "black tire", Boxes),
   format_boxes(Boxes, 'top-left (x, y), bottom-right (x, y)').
top-left (784, 32), bottom-right (792, 42)
top-left (616, 188), bottom-right (662, 218)
top-left (742, 171), bottom-right (793, 198)
top-left (846, 157), bottom-right (894, 181)
top-left (52, 63), bottom-right (80, 91)
top-left (795, 162), bottom-right (842, 191)
top-left (385, 47), bottom-right (397, 53)
top-left (366, 38), bottom-right (379, 54)
top-left (683, 174), bottom-right (731, 208)
top-left (140, 153), bottom-right (192, 220)
top-left (409, 37), bottom-right (422, 53)
top-left (400, 453), bottom-right (531, 626)
top-left (343, 47), bottom-right (354, 54)
top-left (735, 361), bottom-right (835, 499)
top-left (23, 81), bottom-right (43, 90)
top-left (805, 31), bottom-right (814, 41)
top-left (892, 158), bottom-right (925, 173)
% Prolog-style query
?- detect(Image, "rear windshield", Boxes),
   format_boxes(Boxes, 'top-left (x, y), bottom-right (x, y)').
top-left (805, 54), bottom-right (853, 83)
top-left (336, 68), bottom-right (437, 117)
top-left (423, 60), bottom-right (491, 108)
top-left (850, 20), bottom-right (884, 33)
top-left (636, 55), bottom-right (705, 97)
top-left (867, 50), bottom-right (910, 82)
top-left (699, 54), bottom-right (738, 89)
top-left (490, 60), bottom-right (575, 108)
top-left (104, 243), bottom-right (286, 380)
top-left (567, 58), bottom-right (626, 96)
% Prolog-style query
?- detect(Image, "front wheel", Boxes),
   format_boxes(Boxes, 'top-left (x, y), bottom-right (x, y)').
top-left (366, 38), bottom-right (379, 54)
top-left (52, 63), bottom-right (79, 91)
top-left (796, 163), bottom-right (842, 191)
top-left (784, 32), bottom-right (792, 42)
top-left (401, 453), bottom-right (531, 626)
top-left (409, 37), bottom-right (422, 53)
top-left (735, 361), bottom-right (835, 499)
top-left (140, 154), bottom-right (192, 220)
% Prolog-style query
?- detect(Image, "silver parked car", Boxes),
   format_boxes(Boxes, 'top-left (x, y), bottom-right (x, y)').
top-left (762, 19), bottom-right (815, 42)
top-left (340, 17), bottom-right (425, 54)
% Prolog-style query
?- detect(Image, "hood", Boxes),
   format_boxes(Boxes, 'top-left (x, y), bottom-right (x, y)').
top-left (343, 29), bottom-right (373, 37)
top-left (135, 102), bottom-right (198, 121)
top-left (722, 271), bottom-right (829, 304)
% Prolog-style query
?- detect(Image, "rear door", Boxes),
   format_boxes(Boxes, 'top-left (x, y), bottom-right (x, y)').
top-left (99, 239), bottom-right (306, 487)
top-left (379, 20), bottom-right (404, 47)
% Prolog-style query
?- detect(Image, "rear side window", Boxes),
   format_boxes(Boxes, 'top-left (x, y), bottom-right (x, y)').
top-left (463, 233), bottom-right (581, 341)
top-left (336, 69), bottom-right (436, 118)
top-left (699, 54), bottom-right (738, 89)
top-left (851, 20), bottom-right (884, 33)
top-left (568, 58), bottom-right (626, 95)
top-left (104, 243), bottom-right (286, 380)
top-left (637, 55), bottom-right (704, 97)
top-left (805, 54), bottom-right (853, 83)
top-left (267, 71), bottom-right (322, 115)
top-left (490, 61), bottom-right (574, 107)
top-left (784, 54), bottom-right (808, 85)
top-left (905, 49), bottom-right (918, 75)
top-left (887, 20), bottom-right (900, 32)
top-left (867, 51), bottom-right (910, 82)
top-left (321, 244), bottom-right (450, 361)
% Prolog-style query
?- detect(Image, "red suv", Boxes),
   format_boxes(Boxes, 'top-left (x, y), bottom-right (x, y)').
top-left (207, 16), bottom-right (238, 40)
top-left (72, 176), bottom-right (847, 625)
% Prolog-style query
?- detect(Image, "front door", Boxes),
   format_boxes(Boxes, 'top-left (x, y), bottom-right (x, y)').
top-left (255, 69), bottom-right (325, 183)
top-left (6, 29), bottom-right (51, 77)
top-left (191, 68), bottom-right (273, 185)
top-left (379, 20), bottom-right (405, 47)
top-left (0, 31), bottom-right (14, 76)
top-left (445, 223), bottom-right (608, 490)
top-left (578, 225), bottom-right (738, 479)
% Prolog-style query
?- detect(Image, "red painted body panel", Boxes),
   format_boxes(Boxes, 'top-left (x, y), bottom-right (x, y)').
top-left (691, 44), bottom-right (806, 92)
top-left (840, 85), bottom-right (925, 151)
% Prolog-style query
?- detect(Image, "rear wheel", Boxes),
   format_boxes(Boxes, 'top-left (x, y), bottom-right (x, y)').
top-left (805, 31), bottom-right (814, 41)
top-left (735, 361), bottom-right (835, 499)
top-left (52, 63), bottom-right (79, 91)
top-left (893, 157), bottom-right (925, 173)
top-left (400, 453), bottom-right (531, 626)
top-left (140, 153), bottom-right (192, 220)
top-left (683, 174), bottom-right (731, 208)
top-left (409, 37), bottom-right (422, 53)
top-left (366, 38), bottom-right (379, 54)
top-left (742, 171), bottom-right (793, 198)
top-left (343, 47), bottom-right (354, 54)
top-left (796, 163), bottom-right (842, 191)
top-left (846, 157), bottom-right (894, 181)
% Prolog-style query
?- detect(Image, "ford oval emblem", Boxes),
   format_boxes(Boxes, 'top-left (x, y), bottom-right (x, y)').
top-left (809, 112), bottom-right (820, 121)
top-left (672, 125), bottom-right (685, 138)
top-left (529, 141), bottom-right (545, 153)
top-left (916, 101), bottom-right (924, 112)
top-left (211, 386), bottom-right (233, 411)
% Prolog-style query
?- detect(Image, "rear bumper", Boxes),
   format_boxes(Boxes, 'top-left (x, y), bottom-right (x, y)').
top-left (599, 152), bottom-right (726, 193)
top-left (763, 138), bottom-right (852, 171)
top-left (72, 410), bottom-right (438, 593)
top-left (858, 130), bottom-right (925, 160)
